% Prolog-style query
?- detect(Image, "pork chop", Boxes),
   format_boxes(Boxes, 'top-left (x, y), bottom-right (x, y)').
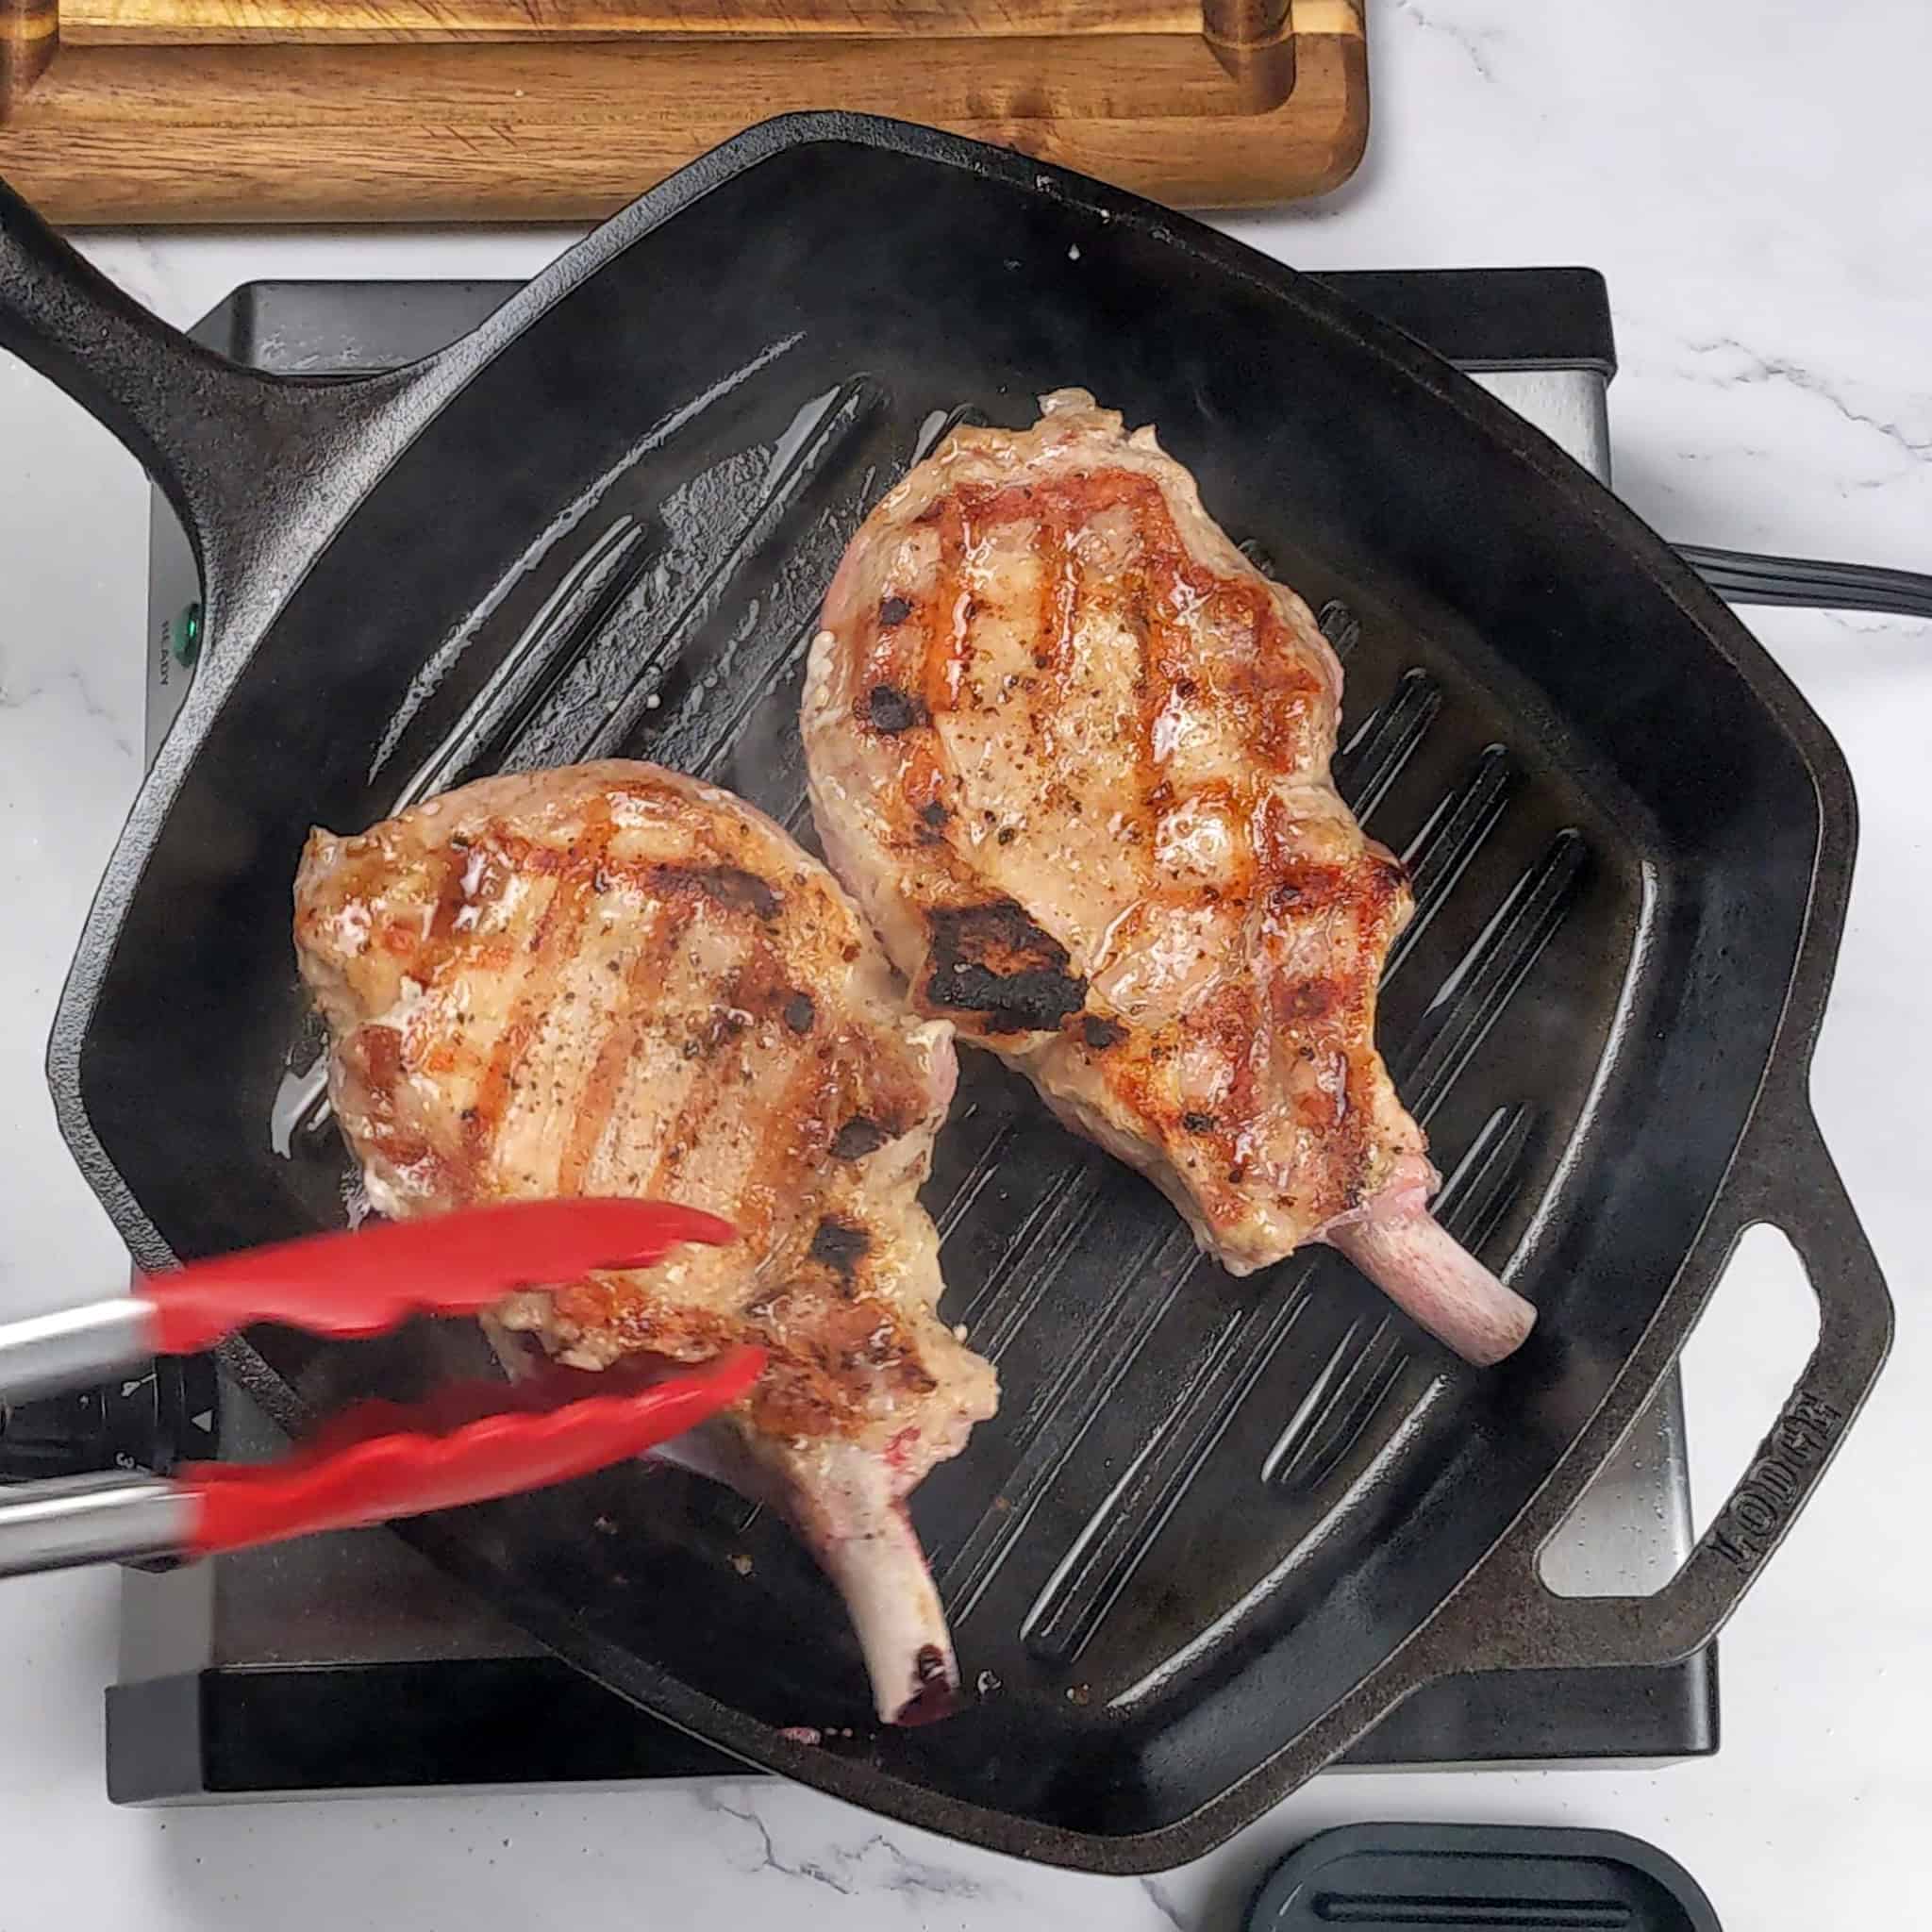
top-left (803, 391), bottom-right (1534, 1364)
top-left (294, 760), bottom-right (998, 1720)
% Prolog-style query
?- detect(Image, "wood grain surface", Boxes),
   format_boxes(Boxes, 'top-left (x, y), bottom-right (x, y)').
top-left (62, 0), bottom-right (1203, 41)
top-left (0, 0), bottom-right (1367, 216)
top-left (1, 0), bottom-right (57, 108)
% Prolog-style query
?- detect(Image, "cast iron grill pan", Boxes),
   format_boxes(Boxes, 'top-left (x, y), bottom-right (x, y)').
top-left (0, 116), bottom-right (1889, 1870)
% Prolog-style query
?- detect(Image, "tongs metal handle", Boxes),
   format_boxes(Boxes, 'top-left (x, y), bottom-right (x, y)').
top-left (0, 1200), bottom-right (758, 1577)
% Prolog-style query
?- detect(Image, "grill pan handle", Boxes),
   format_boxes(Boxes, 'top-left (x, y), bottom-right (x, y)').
top-left (0, 175), bottom-right (421, 669)
top-left (1680, 544), bottom-right (1932, 620)
top-left (1445, 1089), bottom-right (1891, 1675)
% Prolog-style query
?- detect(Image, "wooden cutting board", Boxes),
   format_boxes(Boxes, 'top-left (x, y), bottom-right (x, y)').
top-left (0, 0), bottom-right (1366, 222)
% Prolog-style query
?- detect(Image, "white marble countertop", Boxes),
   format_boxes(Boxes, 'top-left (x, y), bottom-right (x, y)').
top-left (3, 2), bottom-right (1928, 1924)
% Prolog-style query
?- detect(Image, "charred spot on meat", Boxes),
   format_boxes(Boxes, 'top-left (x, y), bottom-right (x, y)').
top-left (865, 685), bottom-right (926, 735)
top-left (831, 1117), bottom-right (895, 1161)
top-left (808, 1215), bottom-right (872, 1282)
top-left (923, 901), bottom-right (1088, 1034)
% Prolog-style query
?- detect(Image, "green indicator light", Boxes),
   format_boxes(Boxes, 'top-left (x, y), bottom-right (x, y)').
top-left (169, 601), bottom-right (204, 667)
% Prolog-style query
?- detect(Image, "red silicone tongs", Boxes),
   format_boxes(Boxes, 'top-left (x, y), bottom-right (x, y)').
top-left (0, 1200), bottom-right (760, 1577)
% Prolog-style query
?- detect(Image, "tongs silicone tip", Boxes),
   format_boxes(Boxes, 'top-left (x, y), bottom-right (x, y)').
top-left (142, 1196), bottom-right (736, 1354)
top-left (183, 1342), bottom-right (764, 1557)
top-left (0, 1199), bottom-right (756, 1574)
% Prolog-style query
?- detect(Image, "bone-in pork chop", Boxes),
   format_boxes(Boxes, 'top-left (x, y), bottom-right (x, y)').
top-left (803, 391), bottom-right (1534, 1364)
top-left (294, 760), bottom-right (997, 1720)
